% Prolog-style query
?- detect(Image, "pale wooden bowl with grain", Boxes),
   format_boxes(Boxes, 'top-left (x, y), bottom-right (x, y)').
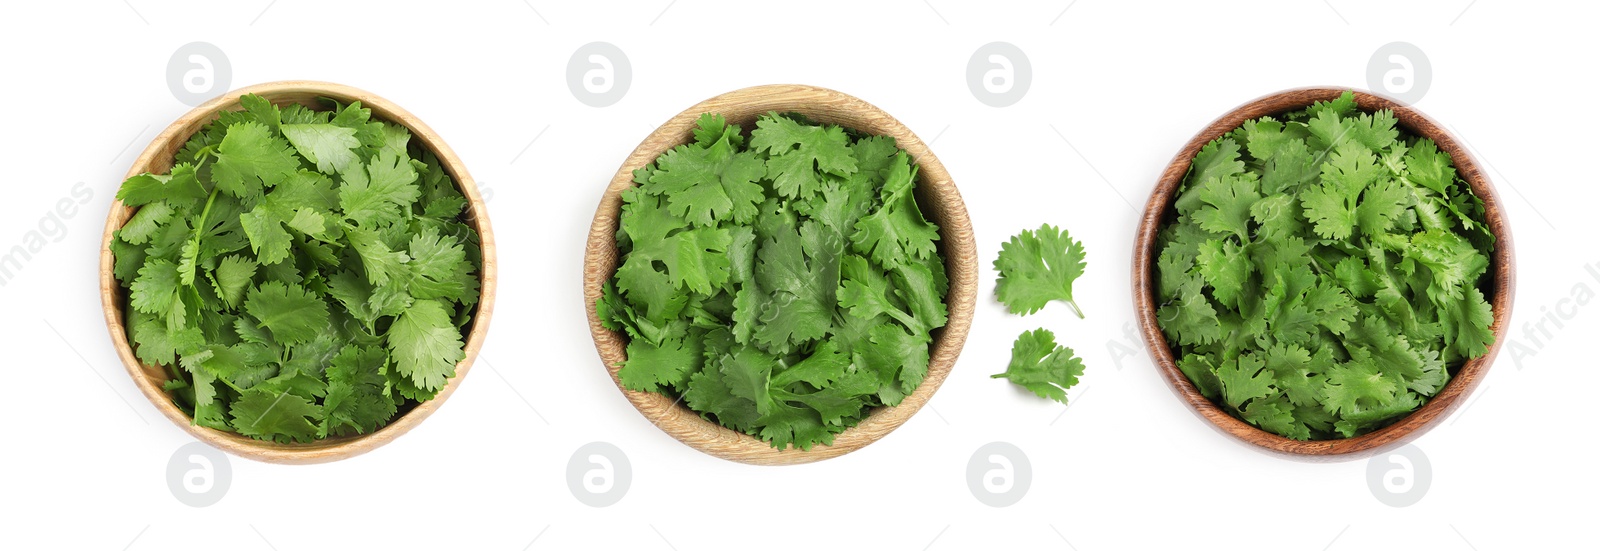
top-left (583, 84), bottom-right (978, 465)
top-left (99, 81), bottom-right (497, 464)
top-left (1132, 87), bottom-right (1515, 460)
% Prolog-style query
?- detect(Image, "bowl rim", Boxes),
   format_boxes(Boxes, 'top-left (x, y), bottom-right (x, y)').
top-left (98, 80), bottom-right (497, 464)
top-left (581, 83), bottom-right (978, 465)
top-left (1131, 86), bottom-right (1516, 460)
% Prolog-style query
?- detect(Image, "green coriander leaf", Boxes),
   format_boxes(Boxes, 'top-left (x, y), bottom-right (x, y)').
top-left (281, 123), bottom-right (361, 175)
top-left (321, 345), bottom-right (398, 437)
top-left (1403, 139), bottom-right (1456, 195)
top-left (1217, 353), bottom-right (1273, 410)
top-left (239, 206), bottom-right (293, 265)
top-left (648, 121), bottom-right (767, 226)
top-left (244, 281), bottom-right (330, 345)
top-left (340, 149), bottom-right (421, 228)
top-left (1193, 174), bottom-right (1261, 240)
top-left (211, 121), bottom-right (299, 201)
top-left (750, 114), bottom-right (856, 199)
top-left (119, 202), bottom-right (174, 245)
top-left (230, 387), bottom-right (322, 444)
top-left (848, 153), bottom-right (939, 267)
top-left (346, 224), bottom-right (411, 286)
top-left (387, 299), bottom-right (465, 392)
top-left (993, 223), bottom-right (1087, 317)
top-left (214, 255), bottom-right (257, 309)
top-left (1320, 358), bottom-right (1398, 417)
top-left (1195, 239), bottom-right (1250, 309)
top-left (992, 328), bottom-right (1086, 405)
top-left (618, 335), bottom-right (703, 393)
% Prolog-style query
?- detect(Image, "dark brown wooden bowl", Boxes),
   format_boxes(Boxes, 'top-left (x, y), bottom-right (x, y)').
top-left (1132, 87), bottom-right (1515, 460)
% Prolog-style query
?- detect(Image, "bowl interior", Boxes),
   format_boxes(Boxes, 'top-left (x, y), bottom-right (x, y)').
top-left (101, 81), bottom-right (495, 464)
top-left (1132, 87), bottom-right (1514, 459)
top-left (583, 84), bottom-right (978, 465)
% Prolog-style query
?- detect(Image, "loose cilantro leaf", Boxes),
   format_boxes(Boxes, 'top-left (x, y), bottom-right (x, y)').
top-left (602, 113), bottom-right (949, 450)
top-left (994, 224), bottom-right (1087, 317)
top-left (992, 329), bottom-right (1085, 405)
top-left (1154, 91), bottom-right (1496, 440)
top-left (110, 94), bottom-right (482, 443)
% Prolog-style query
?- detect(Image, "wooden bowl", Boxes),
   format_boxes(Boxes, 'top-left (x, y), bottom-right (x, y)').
top-left (582, 84), bottom-right (977, 465)
top-left (1132, 87), bottom-right (1515, 460)
top-left (99, 81), bottom-right (497, 464)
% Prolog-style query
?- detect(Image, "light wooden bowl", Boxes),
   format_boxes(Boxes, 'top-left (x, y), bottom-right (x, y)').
top-left (583, 84), bottom-right (977, 465)
top-left (1133, 87), bottom-right (1515, 460)
top-left (99, 81), bottom-right (497, 464)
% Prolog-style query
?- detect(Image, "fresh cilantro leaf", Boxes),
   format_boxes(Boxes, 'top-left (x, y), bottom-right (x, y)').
top-left (1193, 174), bottom-right (1261, 240)
top-left (230, 388), bottom-right (322, 444)
top-left (244, 281), bottom-right (330, 346)
top-left (211, 121), bottom-right (299, 201)
top-left (992, 328), bottom-right (1085, 405)
top-left (848, 153), bottom-right (939, 267)
top-left (387, 299), bottom-right (465, 392)
top-left (618, 335), bottom-right (703, 393)
top-left (750, 113), bottom-right (856, 199)
top-left (645, 117), bottom-right (767, 226)
top-left (321, 345), bottom-right (397, 437)
top-left (1218, 353), bottom-right (1273, 410)
top-left (994, 223), bottom-right (1087, 317)
top-left (339, 149), bottom-right (421, 228)
top-left (281, 123), bottom-right (362, 175)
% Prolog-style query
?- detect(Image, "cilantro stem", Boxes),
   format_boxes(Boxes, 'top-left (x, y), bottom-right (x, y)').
top-left (165, 356), bottom-right (183, 382)
top-left (1067, 299), bottom-right (1085, 319)
top-left (193, 186), bottom-right (219, 239)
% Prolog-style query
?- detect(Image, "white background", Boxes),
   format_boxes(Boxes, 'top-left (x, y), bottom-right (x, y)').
top-left (2, 1), bottom-right (1594, 549)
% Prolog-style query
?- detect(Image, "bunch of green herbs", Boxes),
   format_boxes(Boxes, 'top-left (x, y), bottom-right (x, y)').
top-left (1154, 91), bottom-right (1494, 440)
top-left (597, 113), bottom-right (949, 450)
top-left (112, 94), bottom-right (481, 443)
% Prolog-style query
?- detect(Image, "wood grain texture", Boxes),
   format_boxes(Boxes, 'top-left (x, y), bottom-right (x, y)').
top-left (98, 81), bottom-right (497, 464)
top-left (582, 84), bottom-right (977, 465)
top-left (1132, 87), bottom-right (1515, 460)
